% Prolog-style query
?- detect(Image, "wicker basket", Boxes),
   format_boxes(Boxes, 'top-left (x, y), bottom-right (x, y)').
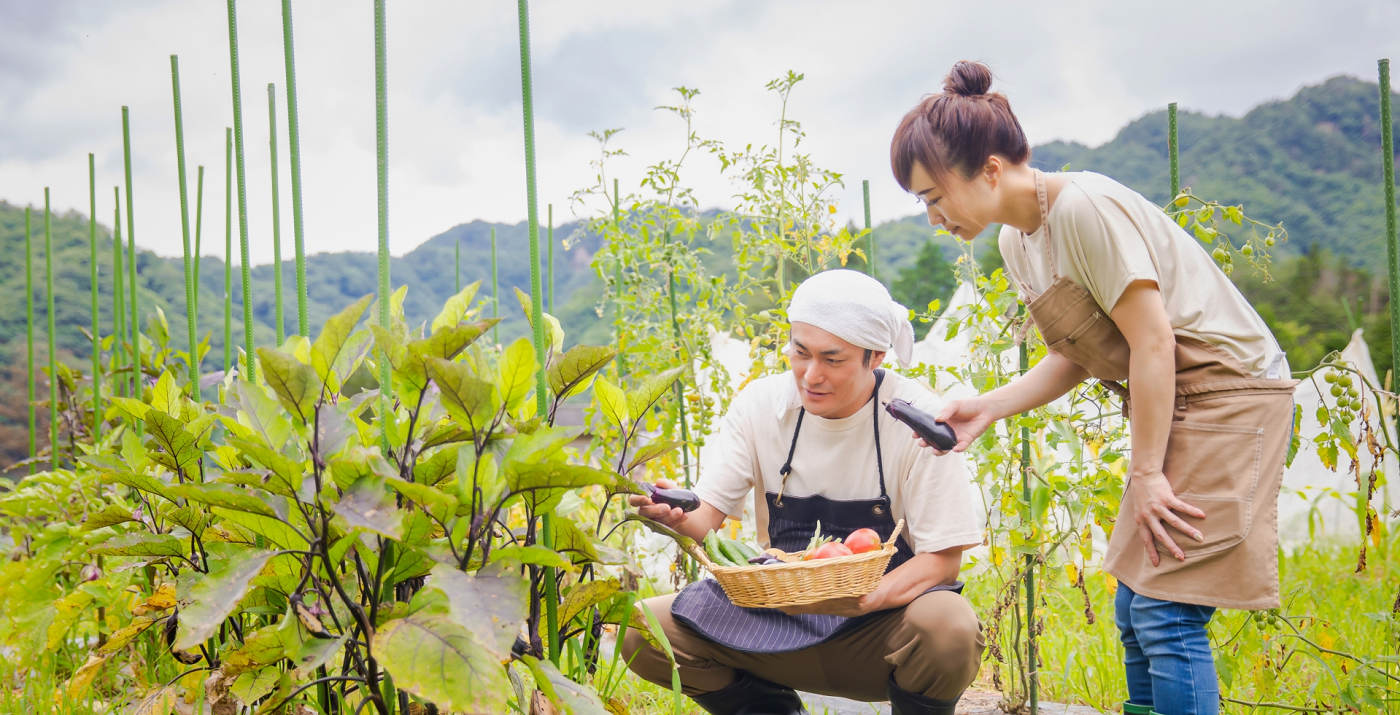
top-left (685, 520), bottom-right (903, 609)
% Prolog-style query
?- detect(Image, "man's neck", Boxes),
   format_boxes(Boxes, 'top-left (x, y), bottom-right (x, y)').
top-left (821, 370), bottom-right (878, 420)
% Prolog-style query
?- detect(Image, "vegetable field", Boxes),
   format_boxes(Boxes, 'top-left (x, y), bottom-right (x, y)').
top-left (1, 3), bottom-right (1397, 715)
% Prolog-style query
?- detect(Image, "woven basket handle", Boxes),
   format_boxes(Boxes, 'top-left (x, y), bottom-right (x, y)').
top-left (884, 519), bottom-right (905, 547)
top-left (684, 539), bottom-right (716, 568)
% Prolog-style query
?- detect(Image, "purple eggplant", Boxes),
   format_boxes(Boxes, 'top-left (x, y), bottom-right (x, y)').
top-left (641, 481), bottom-right (702, 512)
top-left (885, 398), bottom-right (958, 451)
top-left (748, 553), bottom-right (782, 566)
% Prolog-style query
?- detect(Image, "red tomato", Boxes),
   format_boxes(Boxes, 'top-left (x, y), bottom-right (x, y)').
top-left (804, 542), bottom-right (854, 560)
top-left (844, 528), bottom-right (881, 554)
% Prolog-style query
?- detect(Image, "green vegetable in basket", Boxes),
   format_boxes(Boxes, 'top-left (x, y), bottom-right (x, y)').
top-left (724, 535), bottom-right (759, 562)
top-left (704, 531), bottom-right (743, 567)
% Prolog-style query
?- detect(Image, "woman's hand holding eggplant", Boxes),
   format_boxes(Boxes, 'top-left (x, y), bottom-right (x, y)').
top-left (629, 477), bottom-right (691, 527)
top-left (920, 396), bottom-right (995, 454)
top-left (1131, 469), bottom-right (1206, 566)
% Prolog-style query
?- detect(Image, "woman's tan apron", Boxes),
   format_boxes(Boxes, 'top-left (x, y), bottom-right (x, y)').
top-left (1011, 171), bottom-right (1296, 610)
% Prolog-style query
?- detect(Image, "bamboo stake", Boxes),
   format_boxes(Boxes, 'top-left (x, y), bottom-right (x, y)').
top-left (112, 189), bottom-right (126, 398)
top-left (88, 154), bottom-right (101, 439)
top-left (227, 0), bottom-right (255, 380)
top-left (863, 179), bottom-right (874, 278)
top-left (516, 0), bottom-right (559, 666)
top-left (268, 83), bottom-right (285, 347)
top-left (122, 107), bottom-right (141, 397)
top-left (224, 128), bottom-right (233, 374)
top-left (1380, 60), bottom-right (1399, 424)
top-left (612, 178), bottom-right (625, 375)
top-left (45, 189), bottom-right (58, 471)
top-left (1021, 339), bottom-right (1037, 714)
top-left (171, 55), bottom-right (201, 401)
top-left (281, 0), bottom-right (308, 338)
top-left (1169, 102), bottom-right (1180, 200)
top-left (548, 203), bottom-right (554, 314)
top-left (374, 0), bottom-right (393, 453)
top-left (491, 226), bottom-right (498, 345)
top-left (25, 207), bottom-right (35, 473)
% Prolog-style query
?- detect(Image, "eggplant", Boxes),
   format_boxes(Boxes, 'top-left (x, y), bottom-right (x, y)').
top-left (884, 398), bottom-right (958, 451)
top-left (641, 481), bottom-right (702, 512)
top-left (748, 553), bottom-right (783, 566)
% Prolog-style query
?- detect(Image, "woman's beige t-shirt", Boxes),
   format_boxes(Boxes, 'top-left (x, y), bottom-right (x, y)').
top-left (692, 370), bottom-right (982, 555)
top-left (998, 171), bottom-right (1287, 379)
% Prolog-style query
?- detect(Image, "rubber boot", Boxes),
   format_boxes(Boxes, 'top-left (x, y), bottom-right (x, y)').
top-left (689, 671), bottom-right (809, 715)
top-left (1122, 703), bottom-right (1154, 715)
top-left (887, 675), bottom-right (959, 715)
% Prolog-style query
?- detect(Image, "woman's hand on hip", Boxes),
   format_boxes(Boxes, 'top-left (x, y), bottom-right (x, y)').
top-left (918, 397), bottom-right (994, 454)
top-left (1131, 470), bottom-right (1206, 566)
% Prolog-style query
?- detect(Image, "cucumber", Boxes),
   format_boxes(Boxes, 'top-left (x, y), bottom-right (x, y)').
top-left (704, 532), bottom-right (739, 567)
top-left (717, 538), bottom-right (748, 567)
top-left (725, 537), bottom-right (759, 562)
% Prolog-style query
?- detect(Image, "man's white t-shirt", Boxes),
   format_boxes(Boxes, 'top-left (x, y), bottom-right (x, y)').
top-left (998, 171), bottom-right (1288, 379)
top-left (693, 370), bottom-right (982, 556)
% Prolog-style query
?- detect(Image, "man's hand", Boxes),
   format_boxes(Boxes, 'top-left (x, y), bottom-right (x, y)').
top-left (1131, 470), bottom-right (1206, 566)
top-left (778, 593), bottom-right (878, 618)
top-left (629, 477), bottom-right (691, 528)
top-left (909, 396), bottom-right (994, 454)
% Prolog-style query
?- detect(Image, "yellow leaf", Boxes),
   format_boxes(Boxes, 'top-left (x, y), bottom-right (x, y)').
top-left (133, 582), bottom-right (178, 616)
top-left (46, 591), bottom-right (96, 650)
top-left (1064, 563), bottom-right (1079, 585)
top-left (1103, 573), bottom-right (1118, 595)
top-left (58, 652), bottom-right (109, 702)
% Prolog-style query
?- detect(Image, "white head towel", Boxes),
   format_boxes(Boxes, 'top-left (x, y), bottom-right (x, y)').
top-left (787, 269), bottom-right (916, 368)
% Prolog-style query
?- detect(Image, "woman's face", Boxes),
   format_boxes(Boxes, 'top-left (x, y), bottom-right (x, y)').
top-left (907, 159), bottom-right (1001, 240)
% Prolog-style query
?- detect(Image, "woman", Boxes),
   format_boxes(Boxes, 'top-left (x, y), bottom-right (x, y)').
top-left (889, 61), bottom-right (1296, 715)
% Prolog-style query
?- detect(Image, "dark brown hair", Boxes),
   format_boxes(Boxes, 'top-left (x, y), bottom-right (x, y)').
top-left (890, 61), bottom-right (1030, 193)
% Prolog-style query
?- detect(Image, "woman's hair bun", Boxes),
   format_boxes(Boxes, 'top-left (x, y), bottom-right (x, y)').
top-left (942, 61), bottom-right (993, 97)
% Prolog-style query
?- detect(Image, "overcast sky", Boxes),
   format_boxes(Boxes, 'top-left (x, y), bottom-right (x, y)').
top-left (2, 0), bottom-right (1398, 264)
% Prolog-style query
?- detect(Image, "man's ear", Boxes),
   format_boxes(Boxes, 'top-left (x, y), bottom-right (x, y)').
top-left (865, 350), bottom-right (888, 368)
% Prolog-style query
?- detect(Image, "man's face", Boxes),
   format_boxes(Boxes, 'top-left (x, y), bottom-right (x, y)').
top-left (788, 322), bottom-right (885, 419)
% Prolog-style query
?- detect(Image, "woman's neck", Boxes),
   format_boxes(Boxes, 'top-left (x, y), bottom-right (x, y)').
top-left (999, 163), bottom-right (1048, 235)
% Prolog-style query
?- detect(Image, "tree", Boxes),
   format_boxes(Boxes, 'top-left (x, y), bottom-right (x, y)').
top-left (891, 239), bottom-right (957, 314)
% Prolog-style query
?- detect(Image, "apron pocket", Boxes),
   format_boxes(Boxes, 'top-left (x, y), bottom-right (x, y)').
top-left (1047, 310), bottom-right (1130, 382)
top-left (1162, 420), bottom-right (1263, 557)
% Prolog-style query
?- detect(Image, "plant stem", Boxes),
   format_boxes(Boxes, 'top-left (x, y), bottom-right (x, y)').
top-left (112, 189), bottom-right (126, 399)
top-left (88, 154), bottom-right (101, 439)
top-left (224, 128), bottom-right (233, 375)
top-left (1379, 60), bottom-right (1399, 437)
top-left (863, 179), bottom-right (874, 278)
top-left (1168, 102), bottom-right (1180, 200)
top-left (25, 206), bottom-right (34, 473)
top-left (281, 0), bottom-right (309, 338)
top-left (227, 0), bottom-right (255, 381)
top-left (1020, 338), bottom-right (1036, 714)
top-left (374, 0), bottom-right (393, 450)
top-left (171, 55), bottom-right (201, 401)
top-left (122, 107), bottom-right (142, 400)
top-left (45, 188), bottom-right (58, 471)
top-left (268, 83), bottom-right (285, 347)
top-left (516, 0), bottom-right (559, 666)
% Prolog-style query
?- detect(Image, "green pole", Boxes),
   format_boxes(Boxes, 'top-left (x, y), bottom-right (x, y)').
top-left (112, 189), bottom-right (126, 398)
top-left (548, 203), bottom-right (554, 314)
top-left (224, 128), bottom-right (233, 375)
top-left (612, 178), bottom-right (625, 374)
top-left (88, 155), bottom-right (102, 439)
top-left (491, 226), bottom-right (498, 345)
top-left (455, 240), bottom-right (460, 294)
top-left (374, 0), bottom-right (394, 440)
top-left (1380, 60), bottom-right (1399, 423)
top-left (863, 179), bottom-right (874, 278)
top-left (268, 83), bottom-right (285, 347)
top-left (25, 207), bottom-right (35, 473)
top-left (1168, 102), bottom-right (1180, 200)
top-left (1021, 340), bottom-right (1037, 714)
top-left (281, 0), bottom-right (309, 338)
top-left (171, 56), bottom-right (201, 401)
top-left (45, 189), bottom-right (58, 471)
top-left (516, 0), bottom-right (559, 666)
top-left (122, 107), bottom-right (142, 397)
top-left (227, 0), bottom-right (255, 381)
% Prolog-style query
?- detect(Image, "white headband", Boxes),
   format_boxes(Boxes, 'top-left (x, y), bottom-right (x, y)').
top-left (787, 269), bottom-right (915, 369)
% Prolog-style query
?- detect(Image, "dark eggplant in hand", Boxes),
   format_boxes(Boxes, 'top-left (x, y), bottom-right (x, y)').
top-left (885, 398), bottom-right (958, 451)
top-left (641, 482), bottom-right (701, 512)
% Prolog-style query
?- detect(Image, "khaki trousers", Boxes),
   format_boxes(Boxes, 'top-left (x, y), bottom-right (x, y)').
top-left (623, 590), bottom-right (985, 702)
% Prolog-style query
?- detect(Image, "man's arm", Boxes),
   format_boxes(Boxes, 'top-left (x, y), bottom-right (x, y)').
top-left (629, 477), bottom-right (728, 543)
top-left (780, 546), bottom-right (964, 617)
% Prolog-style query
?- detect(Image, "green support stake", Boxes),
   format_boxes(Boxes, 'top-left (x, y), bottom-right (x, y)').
top-left (268, 83), bottom-right (285, 347)
top-left (1168, 102), bottom-right (1180, 200)
top-left (171, 55), bottom-right (201, 401)
top-left (122, 107), bottom-right (142, 398)
top-left (374, 0), bottom-right (393, 441)
top-left (548, 203), bottom-right (554, 314)
top-left (491, 226), bottom-right (498, 345)
top-left (863, 179), bottom-right (874, 278)
top-left (516, 0), bottom-right (559, 666)
top-left (88, 154), bottom-right (102, 439)
top-left (455, 239), bottom-right (460, 294)
top-left (1020, 340), bottom-right (1037, 715)
top-left (25, 207), bottom-right (35, 473)
top-left (112, 189), bottom-right (126, 398)
top-left (45, 189), bottom-right (58, 471)
top-left (227, 0), bottom-right (255, 381)
top-left (224, 128), bottom-right (233, 375)
top-left (1380, 60), bottom-right (1399, 421)
top-left (194, 166), bottom-right (205, 329)
top-left (281, 0), bottom-right (309, 338)
top-left (612, 178), bottom-right (625, 374)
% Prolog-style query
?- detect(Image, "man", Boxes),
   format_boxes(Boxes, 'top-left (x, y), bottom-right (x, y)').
top-left (623, 270), bottom-right (985, 715)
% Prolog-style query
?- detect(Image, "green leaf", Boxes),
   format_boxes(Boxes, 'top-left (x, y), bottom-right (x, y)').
top-left (81, 504), bottom-right (136, 531)
top-left (230, 669), bottom-right (280, 705)
top-left (428, 562), bottom-right (527, 657)
top-left (514, 287), bottom-right (566, 356)
top-left (432, 280), bottom-right (482, 333)
top-left (626, 439), bottom-right (682, 473)
top-left (506, 462), bottom-right (617, 512)
top-left (503, 425), bottom-right (579, 466)
top-left (372, 613), bottom-right (513, 713)
top-left (150, 371), bottom-right (182, 416)
top-left (413, 445), bottom-right (460, 486)
top-left (417, 318), bottom-right (499, 362)
top-left (369, 323), bottom-right (410, 374)
top-left (223, 624), bottom-right (286, 674)
top-left (230, 381), bottom-right (294, 451)
top-left (256, 347), bottom-right (322, 425)
top-left (168, 483), bottom-right (287, 519)
top-left (101, 470), bottom-right (177, 502)
top-left (428, 357), bottom-right (499, 433)
top-left (389, 479), bottom-right (458, 524)
top-left (547, 345), bottom-right (616, 400)
top-left (457, 450), bottom-right (504, 515)
top-left (622, 513), bottom-right (699, 554)
top-left (144, 410), bottom-right (202, 474)
top-left (497, 338), bottom-right (541, 410)
top-left (558, 578), bottom-right (621, 629)
top-left (212, 508), bottom-right (310, 550)
top-left (89, 532), bottom-right (185, 558)
top-left (227, 438), bottom-right (305, 499)
top-left (593, 376), bottom-right (627, 428)
top-left (489, 544), bottom-right (572, 570)
top-left (627, 367), bottom-right (686, 423)
top-left (110, 396), bottom-right (151, 422)
top-left (521, 655), bottom-right (609, 715)
top-left (162, 504), bottom-right (210, 537)
top-left (327, 447), bottom-right (397, 491)
top-left (552, 517), bottom-right (599, 565)
top-left (174, 548), bottom-right (276, 651)
top-left (332, 475), bottom-right (403, 539)
top-left (311, 294), bottom-right (373, 381)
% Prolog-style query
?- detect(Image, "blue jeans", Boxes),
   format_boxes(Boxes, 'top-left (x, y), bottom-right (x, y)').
top-left (1115, 584), bottom-right (1219, 715)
